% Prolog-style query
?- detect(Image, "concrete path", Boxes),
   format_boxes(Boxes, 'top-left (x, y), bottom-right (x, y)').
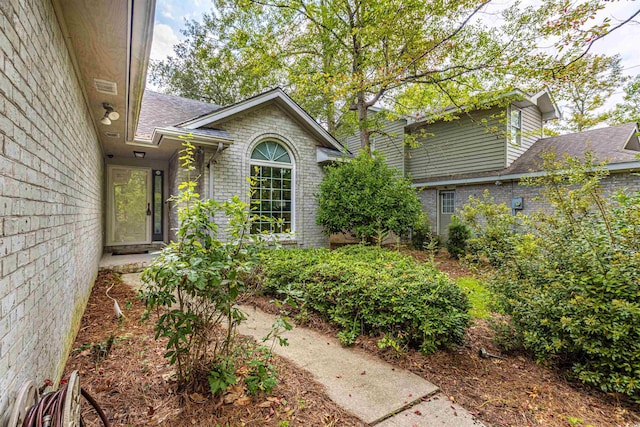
top-left (238, 305), bottom-right (485, 426)
top-left (120, 272), bottom-right (484, 426)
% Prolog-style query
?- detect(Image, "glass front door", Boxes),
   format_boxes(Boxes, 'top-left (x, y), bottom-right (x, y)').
top-left (107, 166), bottom-right (152, 245)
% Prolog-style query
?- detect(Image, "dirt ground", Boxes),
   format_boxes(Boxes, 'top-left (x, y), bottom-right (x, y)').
top-left (65, 254), bottom-right (640, 427)
top-left (246, 248), bottom-right (640, 427)
top-left (63, 271), bottom-right (364, 426)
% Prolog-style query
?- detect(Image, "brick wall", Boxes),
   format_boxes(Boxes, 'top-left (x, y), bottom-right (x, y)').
top-left (168, 104), bottom-right (329, 248)
top-left (418, 171), bottom-right (640, 234)
top-left (0, 0), bottom-right (103, 419)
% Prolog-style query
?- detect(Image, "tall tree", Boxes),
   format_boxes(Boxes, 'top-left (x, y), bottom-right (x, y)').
top-left (610, 74), bottom-right (640, 126)
top-left (152, 0), bottom-right (640, 152)
top-left (546, 54), bottom-right (626, 132)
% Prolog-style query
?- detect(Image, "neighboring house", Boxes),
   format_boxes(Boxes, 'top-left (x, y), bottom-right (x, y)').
top-left (345, 92), bottom-right (640, 240)
top-left (128, 88), bottom-right (348, 250)
top-left (0, 0), bottom-right (155, 420)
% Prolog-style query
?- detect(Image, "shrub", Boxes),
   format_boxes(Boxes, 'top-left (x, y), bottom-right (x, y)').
top-left (140, 141), bottom-right (279, 393)
top-left (411, 212), bottom-right (439, 251)
top-left (316, 151), bottom-right (422, 244)
top-left (259, 245), bottom-right (471, 354)
top-left (460, 152), bottom-right (640, 400)
top-left (446, 216), bottom-right (470, 259)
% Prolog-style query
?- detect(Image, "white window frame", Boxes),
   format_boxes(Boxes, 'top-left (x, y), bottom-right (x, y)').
top-left (440, 191), bottom-right (455, 215)
top-left (510, 107), bottom-right (522, 146)
top-left (249, 141), bottom-right (296, 235)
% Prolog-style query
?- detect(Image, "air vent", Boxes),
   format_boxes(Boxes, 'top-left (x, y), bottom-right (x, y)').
top-left (93, 79), bottom-right (118, 95)
top-left (105, 131), bottom-right (120, 138)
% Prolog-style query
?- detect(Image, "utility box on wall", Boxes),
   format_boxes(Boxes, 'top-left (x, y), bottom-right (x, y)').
top-left (512, 197), bottom-right (523, 210)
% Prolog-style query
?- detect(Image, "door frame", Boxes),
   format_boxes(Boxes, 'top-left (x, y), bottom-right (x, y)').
top-left (106, 165), bottom-right (153, 246)
top-left (437, 189), bottom-right (456, 238)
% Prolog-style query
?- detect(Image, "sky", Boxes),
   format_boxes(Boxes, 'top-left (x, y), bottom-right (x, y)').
top-left (149, 0), bottom-right (640, 110)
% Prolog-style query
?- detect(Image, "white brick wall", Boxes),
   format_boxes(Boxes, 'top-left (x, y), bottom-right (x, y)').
top-left (0, 0), bottom-right (103, 419)
top-left (168, 104), bottom-right (329, 248)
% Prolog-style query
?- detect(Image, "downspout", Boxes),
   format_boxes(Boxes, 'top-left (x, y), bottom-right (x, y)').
top-left (206, 142), bottom-right (225, 199)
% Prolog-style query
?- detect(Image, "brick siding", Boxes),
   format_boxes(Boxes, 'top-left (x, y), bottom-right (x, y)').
top-left (0, 0), bottom-right (103, 418)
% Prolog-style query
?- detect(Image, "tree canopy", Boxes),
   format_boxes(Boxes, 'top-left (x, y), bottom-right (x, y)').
top-left (151, 0), bottom-right (640, 150)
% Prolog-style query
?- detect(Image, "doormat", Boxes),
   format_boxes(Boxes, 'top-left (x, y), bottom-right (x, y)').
top-left (111, 250), bottom-right (150, 256)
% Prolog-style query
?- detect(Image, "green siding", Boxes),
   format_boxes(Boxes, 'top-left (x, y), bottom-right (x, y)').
top-left (507, 104), bottom-right (543, 166)
top-left (344, 119), bottom-right (407, 175)
top-left (407, 107), bottom-right (507, 179)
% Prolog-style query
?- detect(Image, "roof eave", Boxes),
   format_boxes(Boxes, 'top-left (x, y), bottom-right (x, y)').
top-left (180, 88), bottom-right (345, 152)
top-left (411, 161), bottom-right (640, 188)
top-left (150, 127), bottom-right (235, 147)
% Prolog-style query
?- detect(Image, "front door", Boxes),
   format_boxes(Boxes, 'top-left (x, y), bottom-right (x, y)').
top-left (438, 190), bottom-right (455, 240)
top-left (107, 166), bottom-right (152, 245)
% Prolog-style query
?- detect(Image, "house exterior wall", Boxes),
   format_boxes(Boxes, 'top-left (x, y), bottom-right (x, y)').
top-left (408, 107), bottom-right (507, 179)
top-left (418, 171), bottom-right (640, 236)
top-left (0, 0), bottom-right (103, 419)
top-left (507, 104), bottom-right (543, 166)
top-left (343, 118), bottom-right (407, 175)
top-left (167, 103), bottom-right (329, 248)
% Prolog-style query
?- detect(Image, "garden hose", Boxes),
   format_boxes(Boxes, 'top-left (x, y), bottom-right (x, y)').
top-left (21, 383), bottom-right (110, 427)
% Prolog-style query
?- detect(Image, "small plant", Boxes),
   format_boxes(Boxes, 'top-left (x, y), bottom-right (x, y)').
top-left (446, 216), bottom-right (470, 259)
top-left (141, 139), bottom-right (276, 393)
top-left (245, 347), bottom-right (278, 395)
top-left (411, 212), bottom-right (439, 251)
top-left (208, 360), bottom-right (237, 395)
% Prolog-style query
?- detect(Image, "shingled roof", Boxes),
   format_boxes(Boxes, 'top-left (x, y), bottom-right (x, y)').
top-left (413, 122), bottom-right (640, 186)
top-left (135, 90), bottom-right (220, 140)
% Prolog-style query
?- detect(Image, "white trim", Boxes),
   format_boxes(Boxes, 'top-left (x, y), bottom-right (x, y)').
top-left (180, 88), bottom-right (345, 152)
top-left (411, 161), bottom-right (640, 188)
top-left (106, 165), bottom-right (153, 246)
top-left (142, 126), bottom-right (234, 146)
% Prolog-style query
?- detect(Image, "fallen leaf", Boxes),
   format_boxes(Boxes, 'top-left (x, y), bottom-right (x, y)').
top-left (234, 397), bottom-right (252, 406)
top-left (414, 410), bottom-right (422, 416)
top-left (258, 401), bottom-right (272, 408)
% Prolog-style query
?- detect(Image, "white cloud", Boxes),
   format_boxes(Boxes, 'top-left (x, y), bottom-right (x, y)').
top-left (150, 23), bottom-right (181, 61)
top-left (162, 10), bottom-right (175, 20)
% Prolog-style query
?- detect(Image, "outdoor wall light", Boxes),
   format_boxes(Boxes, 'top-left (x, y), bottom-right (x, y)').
top-left (133, 151), bottom-right (146, 158)
top-left (100, 103), bottom-right (120, 125)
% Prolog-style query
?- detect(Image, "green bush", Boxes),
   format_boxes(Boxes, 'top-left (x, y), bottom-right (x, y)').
top-left (316, 151), bottom-right (422, 244)
top-left (411, 212), bottom-right (439, 251)
top-left (460, 152), bottom-right (640, 400)
top-left (259, 245), bottom-right (471, 353)
top-left (446, 216), bottom-right (470, 259)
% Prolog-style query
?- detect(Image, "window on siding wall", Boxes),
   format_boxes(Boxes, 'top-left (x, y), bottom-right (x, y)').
top-left (250, 141), bottom-right (293, 234)
top-left (510, 108), bottom-right (522, 145)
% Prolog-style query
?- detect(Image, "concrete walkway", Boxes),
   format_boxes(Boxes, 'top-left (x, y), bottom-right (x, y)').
top-left (119, 271), bottom-right (484, 426)
top-left (238, 305), bottom-right (485, 426)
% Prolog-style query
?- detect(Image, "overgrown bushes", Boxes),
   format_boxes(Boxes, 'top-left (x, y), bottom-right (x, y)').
top-left (460, 153), bottom-right (640, 400)
top-left (259, 245), bottom-right (471, 354)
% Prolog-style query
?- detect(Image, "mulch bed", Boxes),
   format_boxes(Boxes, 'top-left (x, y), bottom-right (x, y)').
top-left (63, 271), bottom-right (364, 426)
top-left (245, 248), bottom-right (640, 427)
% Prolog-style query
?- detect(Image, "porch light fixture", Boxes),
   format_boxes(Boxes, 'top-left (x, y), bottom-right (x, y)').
top-left (133, 151), bottom-right (146, 158)
top-left (100, 103), bottom-right (120, 125)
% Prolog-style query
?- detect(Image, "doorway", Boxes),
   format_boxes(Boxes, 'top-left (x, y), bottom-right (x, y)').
top-left (438, 190), bottom-right (456, 240)
top-left (106, 166), bottom-right (152, 246)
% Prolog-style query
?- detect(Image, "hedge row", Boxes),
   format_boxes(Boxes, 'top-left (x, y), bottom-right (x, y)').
top-left (258, 245), bottom-right (471, 353)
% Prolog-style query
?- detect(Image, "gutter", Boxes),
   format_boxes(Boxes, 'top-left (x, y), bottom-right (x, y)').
top-left (411, 161), bottom-right (640, 188)
top-left (149, 127), bottom-right (234, 146)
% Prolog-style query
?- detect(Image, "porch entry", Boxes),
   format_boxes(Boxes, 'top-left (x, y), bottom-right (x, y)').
top-left (438, 190), bottom-right (455, 240)
top-left (106, 166), bottom-right (164, 246)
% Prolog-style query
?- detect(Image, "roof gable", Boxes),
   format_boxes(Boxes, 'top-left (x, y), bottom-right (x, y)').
top-left (180, 88), bottom-right (345, 152)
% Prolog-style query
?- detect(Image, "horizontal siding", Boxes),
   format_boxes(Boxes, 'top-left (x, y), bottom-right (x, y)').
top-left (507, 104), bottom-right (543, 166)
top-left (373, 119), bottom-right (406, 174)
top-left (407, 107), bottom-right (507, 179)
top-left (342, 119), bottom-right (407, 175)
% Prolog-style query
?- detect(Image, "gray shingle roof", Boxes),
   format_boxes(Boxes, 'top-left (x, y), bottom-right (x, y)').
top-left (135, 90), bottom-right (220, 140)
top-left (413, 122), bottom-right (640, 185)
top-left (508, 122), bottom-right (639, 175)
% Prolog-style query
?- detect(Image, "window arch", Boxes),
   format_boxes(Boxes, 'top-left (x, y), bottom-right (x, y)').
top-left (249, 140), bottom-right (294, 234)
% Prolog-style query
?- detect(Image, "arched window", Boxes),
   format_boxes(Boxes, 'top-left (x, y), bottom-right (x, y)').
top-left (250, 141), bottom-right (293, 234)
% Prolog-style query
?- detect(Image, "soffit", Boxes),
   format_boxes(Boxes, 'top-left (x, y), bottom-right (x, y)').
top-left (53, 0), bottom-right (154, 159)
